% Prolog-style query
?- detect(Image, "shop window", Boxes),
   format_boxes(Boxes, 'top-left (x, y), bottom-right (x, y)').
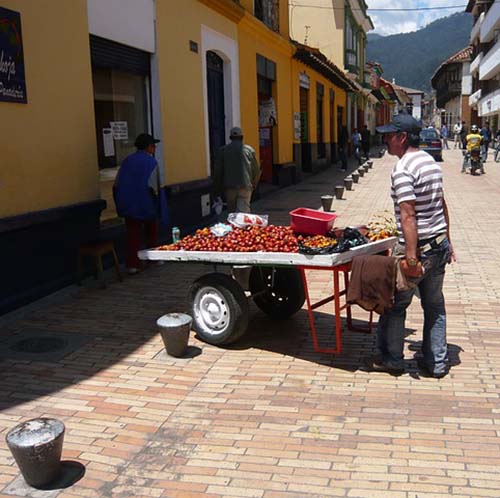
top-left (92, 67), bottom-right (149, 170)
top-left (89, 36), bottom-right (152, 222)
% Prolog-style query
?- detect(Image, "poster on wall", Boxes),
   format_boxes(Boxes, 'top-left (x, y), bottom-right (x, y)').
top-left (102, 128), bottom-right (115, 157)
top-left (258, 98), bottom-right (277, 127)
top-left (293, 112), bottom-right (301, 140)
top-left (110, 121), bottom-right (128, 140)
top-left (0, 7), bottom-right (27, 104)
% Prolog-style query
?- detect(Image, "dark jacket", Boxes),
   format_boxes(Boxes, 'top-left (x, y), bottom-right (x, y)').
top-left (214, 139), bottom-right (261, 193)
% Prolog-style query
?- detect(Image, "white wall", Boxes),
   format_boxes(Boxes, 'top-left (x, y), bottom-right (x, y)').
top-left (411, 94), bottom-right (422, 120)
top-left (87, 0), bottom-right (155, 53)
top-left (479, 88), bottom-right (500, 117)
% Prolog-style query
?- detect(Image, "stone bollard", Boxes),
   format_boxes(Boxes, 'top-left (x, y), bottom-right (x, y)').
top-left (357, 167), bottom-right (365, 177)
top-left (157, 313), bottom-right (192, 358)
top-left (367, 160), bottom-right (373, 168)
top-left (334, 185), bottom-right (344, 200)
top-left (6, 418), bottom-right (65, 488)
top-left (351, 171), bottom-right (360, 183)
top-left (321, 195), bottom-right (334, 212)
top-left (344, 177), bottom-right (353, 191)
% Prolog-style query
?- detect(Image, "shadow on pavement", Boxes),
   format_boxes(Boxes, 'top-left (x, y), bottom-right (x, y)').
top-left (221, 307), bottom-right (417, 373)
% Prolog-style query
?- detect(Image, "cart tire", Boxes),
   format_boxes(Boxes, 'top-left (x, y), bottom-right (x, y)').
top-left (189, 273), bottom-right (249, 345)
top-left (250, 267), bottom-right (306, 319)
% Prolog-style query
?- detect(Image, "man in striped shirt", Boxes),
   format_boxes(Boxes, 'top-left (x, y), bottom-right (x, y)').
top-left (372, 113), bottom-right (456, 378)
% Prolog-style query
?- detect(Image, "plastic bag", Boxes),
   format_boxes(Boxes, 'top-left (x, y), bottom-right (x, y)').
top-left (212, 197), bottom-right (224, 216)
top-left (228, 212), bottom-right (269, 228)
top-left (331, 227), bottom-right (368, 253)
top-left (298, 242), bottom-right (338, 255)
top-left (210, 223), bottom-right (232, 237)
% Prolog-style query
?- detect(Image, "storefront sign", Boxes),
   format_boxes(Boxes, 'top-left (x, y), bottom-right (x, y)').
top-left (110, 121), bottom-right (128, 140)
top-left (293, 112), bottom-right (301, 140)
top-left (258, 98), bottom-right (277, 127)
top-left (0, 7), bottom-right (27, 104)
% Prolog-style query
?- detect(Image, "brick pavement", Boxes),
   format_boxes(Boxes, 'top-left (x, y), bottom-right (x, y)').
top-left (1, 148), bottom-right (500, 497)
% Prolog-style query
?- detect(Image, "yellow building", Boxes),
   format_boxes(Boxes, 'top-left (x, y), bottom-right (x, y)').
top-left (289, 0), bottom-right (374, 132)
top-left (1, 0), bottom-right (354, 313)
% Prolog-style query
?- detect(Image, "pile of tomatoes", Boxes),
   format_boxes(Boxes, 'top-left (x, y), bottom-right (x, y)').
top-left (160, 225), bottom-right (299, 253)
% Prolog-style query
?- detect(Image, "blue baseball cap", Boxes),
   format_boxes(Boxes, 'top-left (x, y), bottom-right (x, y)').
top-left (376, 113), bottom-right (421, 135)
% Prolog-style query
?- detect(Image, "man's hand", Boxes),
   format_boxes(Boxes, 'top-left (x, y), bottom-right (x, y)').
top-left (401, 259), bottom-right (424, 278)
top-left (448, 242), bottom-right (456, 264)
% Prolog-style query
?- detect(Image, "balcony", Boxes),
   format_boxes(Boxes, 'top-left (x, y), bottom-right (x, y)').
top-left (470, 52), bottom-right (483, 74)
top-left (479, 38), bottom-right (500, 80)
top-left (436, 81), bottom-right (461, 108)
top-left (469, 88), bottom-right (482, 107)
top-left (471, 11), bottom-right (485, 43)
top-left (480, 0), bottom-right (500, 43)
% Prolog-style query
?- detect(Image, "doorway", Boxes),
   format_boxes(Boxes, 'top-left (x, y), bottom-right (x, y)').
top-left (300, 86), bottom-right (311, 170)
top-left (329, 89), bottom-right (335, 162)
top-left (206, 51), bottom-right (226, 175)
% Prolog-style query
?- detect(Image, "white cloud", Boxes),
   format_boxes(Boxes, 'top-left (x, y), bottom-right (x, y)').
top-left (368, 0), bottom-right (466, 36)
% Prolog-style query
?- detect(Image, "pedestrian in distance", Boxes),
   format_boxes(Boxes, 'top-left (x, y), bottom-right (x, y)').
top-left (495, 128), bottom-right (500, 163)
top-left (480, 122), bottom-right (492, 163)
top-left (361, 125), bottom-right (371, 160)
top-left (440, 123), bottom-right (449, 150)
top-left (371, 113), bottom-right (456, 378)
top-left (214, 126), bottom-right (261, 213)
top-left (338, 125), bottom-right (349, 171)
top-left (453, 121), bottom-right (462, 149)
top-left (351, 128), bottom-right (363, 165)
top-left (114, 133), bottom-right (168, 275)
top-left (460, 121), bottom-right (468, 150)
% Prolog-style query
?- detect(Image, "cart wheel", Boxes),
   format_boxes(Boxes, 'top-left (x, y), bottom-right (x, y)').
top-left (189, 273), bottom-right (249, 345)
top-left (250, 267), bottom-right (305, 319)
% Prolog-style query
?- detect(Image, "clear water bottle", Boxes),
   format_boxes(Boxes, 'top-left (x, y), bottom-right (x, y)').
top-left (172, 227), bottom-right (180, 243)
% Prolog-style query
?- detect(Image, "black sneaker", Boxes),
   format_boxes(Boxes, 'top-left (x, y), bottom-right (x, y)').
top-left (368, 358), bottom-right (404, 375)
top-left (417, 358), bottom-right (448, 379)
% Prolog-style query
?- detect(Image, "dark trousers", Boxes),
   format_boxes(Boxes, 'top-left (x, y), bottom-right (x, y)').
top-left (125, 218), bottom-right (158, 269)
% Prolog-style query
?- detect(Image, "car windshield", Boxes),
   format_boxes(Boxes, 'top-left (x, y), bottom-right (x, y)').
top-left (420, 129), bottom-right (439, 140)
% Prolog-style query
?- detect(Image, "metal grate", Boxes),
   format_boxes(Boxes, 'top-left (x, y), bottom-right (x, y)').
top-left (10, 337), bottom-right (67, 354)
top-left (0, 329), bottom-right (91, 362)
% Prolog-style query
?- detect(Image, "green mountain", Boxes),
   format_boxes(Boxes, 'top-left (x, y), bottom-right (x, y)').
top-left (366, 12), bottom-right (472, 92)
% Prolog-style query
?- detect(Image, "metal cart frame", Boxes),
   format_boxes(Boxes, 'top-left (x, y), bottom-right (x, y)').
top-left (139, 237), bottom-right (396, 354)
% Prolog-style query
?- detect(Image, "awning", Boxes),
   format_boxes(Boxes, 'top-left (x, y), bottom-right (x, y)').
top-left (293, 46), bottom-right (357, 92)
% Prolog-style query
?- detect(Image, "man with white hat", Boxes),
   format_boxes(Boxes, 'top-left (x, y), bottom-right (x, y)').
top-left (214, 126), bottom-right (261, 213)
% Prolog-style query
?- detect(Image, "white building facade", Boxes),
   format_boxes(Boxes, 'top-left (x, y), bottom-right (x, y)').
top-left (467, 0), bottom-right (500, 131)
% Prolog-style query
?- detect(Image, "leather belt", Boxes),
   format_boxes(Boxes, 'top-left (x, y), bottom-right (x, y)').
top-left (419, 233), bottom-right (447, 253)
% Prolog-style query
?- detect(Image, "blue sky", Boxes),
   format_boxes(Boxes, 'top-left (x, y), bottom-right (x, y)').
top-left (368, 0), bottom-right (467, 35)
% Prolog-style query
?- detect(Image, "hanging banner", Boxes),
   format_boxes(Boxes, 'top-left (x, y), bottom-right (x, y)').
top-left (0, 7), bottom-right (27, 104)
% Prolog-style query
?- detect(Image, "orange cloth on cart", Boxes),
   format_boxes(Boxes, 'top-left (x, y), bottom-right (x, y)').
top-left (347, 255), bottom-right (405, 315)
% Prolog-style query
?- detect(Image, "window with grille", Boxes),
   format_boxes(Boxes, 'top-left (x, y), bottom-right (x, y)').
top-left (254, 0), bottom-right (279, 32)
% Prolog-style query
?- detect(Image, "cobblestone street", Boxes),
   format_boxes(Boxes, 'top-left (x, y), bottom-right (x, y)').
top-left (2, 148), bottom-right (500, 498)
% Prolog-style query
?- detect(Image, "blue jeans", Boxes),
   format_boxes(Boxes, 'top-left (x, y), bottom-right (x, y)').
top-left (376, 237), bottom-right (451, 374)
top-left (481, 143), bottom-right (489, 162)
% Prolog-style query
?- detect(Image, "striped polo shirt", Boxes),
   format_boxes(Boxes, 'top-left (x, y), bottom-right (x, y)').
top-left (391, 150), bottom-right (447, 243)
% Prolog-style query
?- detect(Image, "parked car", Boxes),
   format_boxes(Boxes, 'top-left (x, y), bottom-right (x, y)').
top-left (420, 128), bottom-right (443, 161)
